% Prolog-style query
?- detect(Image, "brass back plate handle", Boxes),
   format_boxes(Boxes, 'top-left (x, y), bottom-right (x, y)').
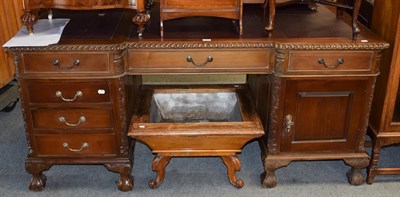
top-left (186, 56), bottom-right (213, 67)
top-left (56, 91), bottom-right (83, 102)
top-left (58, 116), bottom-right (86, 127)
top-left (62, 142), bottom-right (89, 152)
top-left (318, 58), bottom-right (344, 69)
top-left (52, 59), bottom-right (80, 69)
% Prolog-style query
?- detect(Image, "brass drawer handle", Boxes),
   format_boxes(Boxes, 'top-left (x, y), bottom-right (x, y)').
top-left (52, 59), bottom-right (80, 69)
top-left (284, 114), bottom-right (295, 133)
top-left (186, 56), bottom-right (213, 67)
top-left (58, 116), bottom-right (86, 127)
top-left (62, 142), bottom-right (89, 152)
top-left (318, 58), bottom-right (344, 69)
top-left (55, 91), bottom-right (83, 102)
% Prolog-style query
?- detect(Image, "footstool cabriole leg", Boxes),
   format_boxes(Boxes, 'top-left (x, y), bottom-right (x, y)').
top-left (221, 155), bottom-right (244, 188)
top-left (149, 155), bottom-right (172, 189)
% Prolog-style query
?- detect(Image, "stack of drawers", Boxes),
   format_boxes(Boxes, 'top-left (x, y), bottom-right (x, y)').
top-left (16, 51), bottom-right (135, 191)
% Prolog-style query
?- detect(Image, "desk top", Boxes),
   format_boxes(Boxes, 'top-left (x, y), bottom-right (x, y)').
top-left (10, 4), bottom-right (388, 51)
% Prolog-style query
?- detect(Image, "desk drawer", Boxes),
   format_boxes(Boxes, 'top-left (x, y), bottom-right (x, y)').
top-left (27, 81), bottom-right (112, 104)
top-left (21, 52), bottom-right (111, 75)
top-left (31, 109), bottom-right (113, 130)
top-left (287, 51), bottom-right (375, 74)
top-left (34, 134), bottom-right (116, 156)
top-left (128, 49), bottom-right (272, 73)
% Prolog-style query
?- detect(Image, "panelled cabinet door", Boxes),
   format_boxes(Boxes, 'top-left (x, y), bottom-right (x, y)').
top-left (280, 78), bottom-right (372, 152)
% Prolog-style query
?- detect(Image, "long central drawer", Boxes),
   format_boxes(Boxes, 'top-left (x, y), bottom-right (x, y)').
top-left (127, 49), bottom-right (273, 74)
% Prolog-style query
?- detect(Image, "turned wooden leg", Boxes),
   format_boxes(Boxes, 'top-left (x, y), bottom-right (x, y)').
top-left (264, 0), bottom-right (275, 31)
top-left (104, 163), bottom-right (134, 191)
top-left (132, 10), bottom-right (151, 37)
top-left (221, 155), bottom-right (244, 188)
top-left (160, 20), bottom-right (164, 37)
top-left (239, 0), bottom-right (243, 36)
top-left (21, 10), bottom-right (38, 34)
top-left (239, 19), bottom-right (243, 36)
top-left (25, 162), bottom-right (52, 191)
top-left (367, 139), bottom-right (382, 184)
top-left (260, 160), bottom-right (291, 188)
top-left (335, 0), bottom-right (345, 18)
top-left (351, 0), bottom-right (362, 39)
top-left (149, 155), bottom-right (172, 189)
top-left (344, 158), bottom-right (369, 186)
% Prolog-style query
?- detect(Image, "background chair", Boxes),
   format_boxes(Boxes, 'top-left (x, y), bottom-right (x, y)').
top-left (264, 0), bottom-right (362, 39)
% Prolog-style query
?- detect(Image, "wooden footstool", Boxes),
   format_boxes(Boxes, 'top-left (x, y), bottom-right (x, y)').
top-left (159, 0), bottom-right (243, 37)
top-left (129, 85), bottom-right (264, 188)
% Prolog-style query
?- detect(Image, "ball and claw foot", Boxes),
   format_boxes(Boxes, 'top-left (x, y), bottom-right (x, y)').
top-left (347, 168), bottom-right (365, 186)
top-left (260, 171), bottom-right (277, 188)
top-left (117, 175), bottom-right (134, 191)
top-left (344, 158), bottom-right (368, 186)
top-left (29, 174), bottom-right (47, 191)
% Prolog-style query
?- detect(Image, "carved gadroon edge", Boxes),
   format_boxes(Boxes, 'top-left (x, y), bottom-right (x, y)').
top-left (274, 42), bottom-right (389, 51)
top-left (124, 41), bottom-right (275, 49)
top-left (7, 44), bottom-right (123, 52)
top-left (6, 41), bottom-right (389, 52)
top-left (126, 41), bottom-right (390, 50)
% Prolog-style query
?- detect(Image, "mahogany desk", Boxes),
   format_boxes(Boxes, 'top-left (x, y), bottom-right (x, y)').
top-left (8, 4), bottom-right (388, 191)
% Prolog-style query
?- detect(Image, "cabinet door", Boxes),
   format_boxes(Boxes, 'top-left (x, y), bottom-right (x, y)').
top-left (280, 77), bottom-right (372, 152)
